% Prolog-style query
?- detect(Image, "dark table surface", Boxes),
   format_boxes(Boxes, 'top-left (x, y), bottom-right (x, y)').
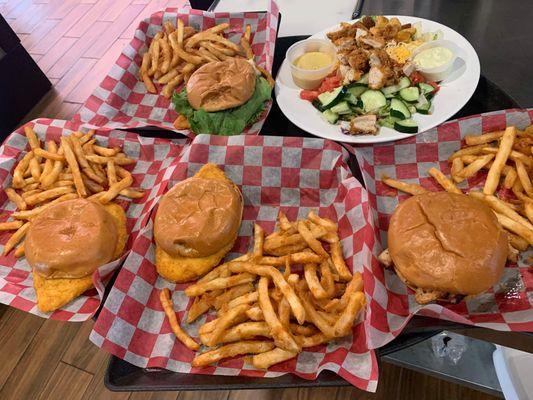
top-left (360, 0), bottom-right (531, 107)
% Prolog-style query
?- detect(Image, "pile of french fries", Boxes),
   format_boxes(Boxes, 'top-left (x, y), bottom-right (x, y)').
top-left (0, 127), bottom-right (142, 257)
top-left (140, 20), bottom-right (256, 99)
top-left (382, 125), bottom-right (533, 264)
top-left (159, 210), bottom-right (365, 369)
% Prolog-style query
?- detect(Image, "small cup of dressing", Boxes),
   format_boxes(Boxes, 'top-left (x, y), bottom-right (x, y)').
top-left (287, 39), bottom-right (337, 90)
top-left (411, 40), bottom-right (460, 82)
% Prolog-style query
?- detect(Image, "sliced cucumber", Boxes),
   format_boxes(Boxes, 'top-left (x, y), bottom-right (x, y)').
top-left (356, 73), bottom-right (369, 85)
top-left (343, 93), bottom-right (358, 106)
top-left (408, 104), bottom-right (417, 114)
top-left (394, 119), bottom-right (418, 134)
top-left (416, 102), bottom-right (432, 114)
top-left (419, 82), bottom-right (435, 95)
top-left (398, 76), bottom-right (411, 89)
top-left (330, 101), bottom-right (351, 115)
top-left (347, 85), bottom-right (367, 98)
top-left (360, 90), bottom-right (387, 112)
top-left (322, 109), bottom-right (339, 124)
top-left (317, 86), bottom-right (345, 108)
top-left (381, 84), bottom-right (401, 96)
top-left (378, 115), bottom-right (401, 128)
top-left (399, 87), bottom-right (420, 102)
top-left (390, 98), bottom-right (411, 120)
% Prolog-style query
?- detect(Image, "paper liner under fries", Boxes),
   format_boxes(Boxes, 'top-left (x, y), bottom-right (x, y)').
top-left (90, 134), bottom-right (379, 392)
top-left (0, 118), bottom-right (189, 321)
top-left (350, 108), bottom-right (533, 348)
top-left (75, 1), bottom-right (280, 136)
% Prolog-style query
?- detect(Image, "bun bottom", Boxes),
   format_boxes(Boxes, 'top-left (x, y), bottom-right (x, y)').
top-left (34, 203), bottom-right (127, 313)
top-left (155, 237), bottom-right (236, 283)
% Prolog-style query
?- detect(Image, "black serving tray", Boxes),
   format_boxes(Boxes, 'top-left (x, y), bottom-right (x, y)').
top-left (102, 32), bottom-right (525, 390)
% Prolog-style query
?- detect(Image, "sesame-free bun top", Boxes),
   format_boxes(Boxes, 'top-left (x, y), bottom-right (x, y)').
top-left (26, 199), bottom-right (118, 279)
top-left (186, 58), bottom-right (256, 112)
top-left (154, 176), bottom-right (243, 258)
top-left (388, 192), bottom-right (508, 296)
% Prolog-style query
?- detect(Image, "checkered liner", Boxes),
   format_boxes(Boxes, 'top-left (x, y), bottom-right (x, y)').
top-left (74, 0), bottom-right (280, 136)
top-left (350, 108), bottom-right (533, 348)
top-left (90, 134), bottom-right (379, 392)
top-left (0, 118), bottom-right (189, 321)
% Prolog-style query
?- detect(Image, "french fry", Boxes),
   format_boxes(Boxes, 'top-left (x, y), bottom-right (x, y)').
top-left (333, 291), bottom-right (365, 337)
top-left (85, 154), bottom-right (135, 165)
top-left (526, 202), bottom-right (533, 225)
top-left (509, 232), bottom-right (529, 251)
top-left (79, 130), bottom-right (95, 146)
top-left (33, 148), bottom-right (64, 161)
top-left (304, 263), bottom-right (329, 299)
top-left (22, 182), bottom-right (39, 192)
top-left (307, 211), bottom-right (337, 232)
top-left (187, 295), bottom-right (212, 323)
top-left (162, 73), bottom-right (184, 99)
top-left (246, 306), bottom-right (264, 321)
top-left (297, 220), bottom-right (328, 257)
top-left (168, 32), bottom-right (181, 67)
top-left (93, 145), bottom-right (120, 157)
top-left (174, 46), bottom-right (203, 65)
top-left (469, 192), bottom-right (533, 231)
top-left (159, 37), bottom-right (171, 73)
top-left (428, 167), bottom-right (462, 194)
top-left (5, 188), bottom-right (26, 210)
top-left (164, 21), bottom-right (174, 34)
top-left (61, 137), bottom-right (87, 197)
top-left (0, 221), bottom-right (23, 231)
top-left (482, 147), bottom-right (532, 168)
top-left (140, 52), bottom-right (151, 76)
top-left (159, 288), bottom-right (199, 351)
top-left (213, 321), bottom-right (271, 344)
top-left (450, 157), bottom-right (464, 183)
top-left (330, 241), bottom-right (352, 281)
top-left (198, 46), bottom-right (219, 62)
top-left (40, 147), bottom-right (64, 188)
top-left (256, 64), bottom-right (275, 88)
top-left (258, 277), bottom-right (300, 352)
top-left (448, 144), bottom-right (487, 161)
top-left (157, 68), bottom-right (179, 84)
top-left (319, 260), bottom-right (335, 297)
top-left (186, 32), bottom-right (241, 53)
top-left (119, 188), bottom-right (144, 199)
top-left (516, 159), bottom-right (533, 197)
top-left (148, 38), bottom-right (160, 76)
top-left (185, 273), bottom-right (255, 297)
top-left (13, 152), bottom-right (34, 188)
top-left (14, 243), bottom-right (24, 258)
top-left (295, 286), bottom-right (335, 338)
top-left (24, 186), bottom-right (73, 206)
top-left (11, 193), bottom-right (78, 220)
top-left (142, 72), bottom-right (157, 94)
top-left (229, 263), bottom-right (306, 324)
top-left (191, 341), bottom-right (274, 368)
top-left (456, 154), bottom-right (494, 181)
top-left (97, 175), bottom-right (133, 204)
top-left (82, 175), bottom-right (104, 193)
top-left (212, 282), bottom-right (252, 311)
top-left (21, 189), bottom-right (42, 200)
top-left (495, 213), bottom-right (533, 245)
top-left (177, 18), bottom-right (184, 46)
top-left (24, 126), bottom-right (40, 151)
top-left (483, 127), bottom-right (516, 194)
top-left (207, 303), bottom-right (249, 346)
top-left (252, 223), bottom-right (264, 260)
top-left (382, 175), bottom-right (427, 195)
top-left (240, 35), bottom-right (254, 60)
top-left (503, 167), bottom-right (518, 189)
top-left (3, 222), bottom-right (29, 255)
top-left (252, 347), bottom-right (297, 369)
top-left (201, 41), bottom-right (229, 60)
top-left (465, 131), bottom-right (504, 146)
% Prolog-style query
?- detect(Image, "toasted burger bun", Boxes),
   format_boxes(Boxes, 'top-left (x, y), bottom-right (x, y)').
top-left (186, 58), bottom-right (256, 112)
top-left (26, 199), bottom-right (119, 280)
top-left (154, 164), bottom-right (243, 283)
top-left (388, 192), bottom-right (508, 302)
top-left (30, 201), bottom-right (127, 313)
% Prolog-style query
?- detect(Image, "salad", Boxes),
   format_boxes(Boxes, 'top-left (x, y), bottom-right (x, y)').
top-left (300, 16), bottom-right (444, 135)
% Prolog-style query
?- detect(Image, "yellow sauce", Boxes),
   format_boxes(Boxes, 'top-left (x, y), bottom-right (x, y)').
top-left (294, 51), bottom-right (332, 70)
top-left (413, 46), bottom-right (453, 69)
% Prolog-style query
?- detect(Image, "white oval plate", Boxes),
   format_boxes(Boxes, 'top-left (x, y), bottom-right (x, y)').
top-left (275, 15), bottom-right (481, 144)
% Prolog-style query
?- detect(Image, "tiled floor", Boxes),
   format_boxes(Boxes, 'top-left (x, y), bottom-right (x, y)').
top-left (0, 1), bottom-right (500, 399)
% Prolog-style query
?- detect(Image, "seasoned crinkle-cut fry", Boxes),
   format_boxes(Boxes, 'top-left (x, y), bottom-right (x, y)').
top-left (192, 340), bottom-right (274, 368)
top-left (382, 175), bottom-right (427, 195)
top-left (159, 288), bottom-right (199, 351)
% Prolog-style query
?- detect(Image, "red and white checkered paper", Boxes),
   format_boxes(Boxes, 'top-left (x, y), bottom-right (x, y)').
top-left (0, 118), bottom-right (189, 321)
top-left (74, 1), bottom-right (280, 136)
top-left (350, 108), bottom-right (533, 349)
top-left (90, 134), bottom-right (379, 392)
